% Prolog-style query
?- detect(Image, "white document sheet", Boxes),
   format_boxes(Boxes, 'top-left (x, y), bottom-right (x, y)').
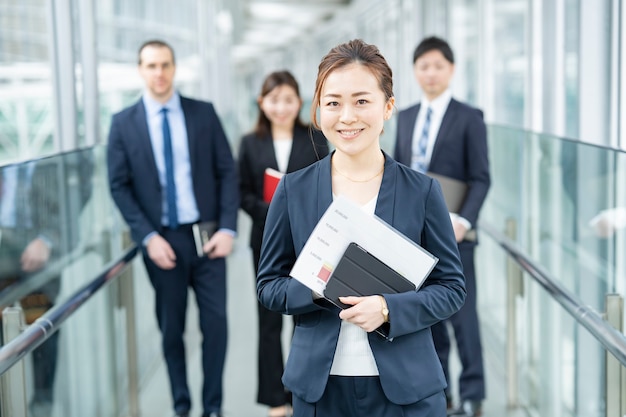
top-left (289, 195), bottom-right (438, 295)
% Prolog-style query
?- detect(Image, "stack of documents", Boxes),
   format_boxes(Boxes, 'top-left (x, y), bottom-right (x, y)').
top-left (289, 195), bottom-right (438, 298)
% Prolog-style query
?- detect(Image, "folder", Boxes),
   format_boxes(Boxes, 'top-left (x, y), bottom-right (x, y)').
top-left (289, 194), bottom-right (438, 297)
top-left (192, 221), bottom-right (217, 257)
top-left (426, 172), bottom-right (476, 241)
top-left (263, 168), bottom-right (285, 203)
top-left (323, 242), bottom-right (416, 309)
top-left (426, 172), bottom-right (467, 213)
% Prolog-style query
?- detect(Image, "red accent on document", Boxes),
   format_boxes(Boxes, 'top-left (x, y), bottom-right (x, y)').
top-left (263, 168), bottom-right (285, 203)
top-left (317, 263), bottom-right (333, 283)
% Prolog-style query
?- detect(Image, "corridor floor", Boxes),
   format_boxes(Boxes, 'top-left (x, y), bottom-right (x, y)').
top-left (139, 214), bottom-right (527, 417)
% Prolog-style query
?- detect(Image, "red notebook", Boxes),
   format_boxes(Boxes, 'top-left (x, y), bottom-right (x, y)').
top-left (263, 168), bottom-right (285, 203)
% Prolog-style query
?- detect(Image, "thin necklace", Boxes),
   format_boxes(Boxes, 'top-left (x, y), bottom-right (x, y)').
top-left (333, 164), bottom-right (384, 183)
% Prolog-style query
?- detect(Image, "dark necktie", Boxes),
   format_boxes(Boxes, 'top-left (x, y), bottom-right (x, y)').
top-left (161, 108), bottom-right (178, 229)
top-left (412, 106), bottom-right (432, 173)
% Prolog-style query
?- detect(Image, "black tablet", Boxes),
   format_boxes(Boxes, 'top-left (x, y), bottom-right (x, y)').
top-left (324, 242), bottom-right (416, 309)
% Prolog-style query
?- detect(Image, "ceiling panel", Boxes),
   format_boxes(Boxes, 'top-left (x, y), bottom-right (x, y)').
top-left (230, 0), bottom-right (351, 63)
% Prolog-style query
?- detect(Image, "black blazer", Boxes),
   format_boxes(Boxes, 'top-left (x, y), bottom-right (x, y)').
top-left (107, 95), bottom-right (239, 245)
top-left (238, 125), bottom-right (328, 253)
top-left (394, 98), bottom-right (490, 229)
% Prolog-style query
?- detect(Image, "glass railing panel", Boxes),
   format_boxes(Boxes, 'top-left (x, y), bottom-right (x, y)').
top-left (538, 135), bottom-right (612, 309)
top-left (475, 126), bottom-right (525, 348)
top-left (477, 124), bottom-right (625, 417)
top-left (0, 145), bottom-right (164, 417)
top-left (0, 149), bottom-right (94, 317)
top-left (484, 125), bottom-right (625, 310)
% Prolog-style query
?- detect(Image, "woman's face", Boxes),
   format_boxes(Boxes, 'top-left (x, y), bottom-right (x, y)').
top-left (319, 63), bottom-right (394, 158)
top-left (259, 84), bottom-right (302, 130)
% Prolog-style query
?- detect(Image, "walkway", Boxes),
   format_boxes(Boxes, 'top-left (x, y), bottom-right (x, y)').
top-left (139, 214), bottom-right (527, 417)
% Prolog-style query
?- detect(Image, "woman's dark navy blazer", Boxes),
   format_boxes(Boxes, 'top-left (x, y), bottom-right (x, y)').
top-left (257, 151), bottom-right (466, 405)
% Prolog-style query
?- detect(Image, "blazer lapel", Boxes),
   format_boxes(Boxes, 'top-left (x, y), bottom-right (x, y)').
top-left (286, 131), bottom-right (304, 172)
top-left (375, 152), bottom-right (397, 226)
top-left (430, 99), bottom-right (458, 164)
top-left (316, 154), bottom-right (334, 220)
top-left (132, 101), bottom-right (160, 183)
top-left (407, 103), bottom-right (421, 139)
top-left (180, 97), bottom-right (197, 177)
top-left (404, 104), bottom-right (420, 149)
top-left (264, 135), bottom-right (279, 171)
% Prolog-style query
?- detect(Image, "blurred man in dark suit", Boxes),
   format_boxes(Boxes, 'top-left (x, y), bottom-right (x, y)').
top-left (107, 40), bottom-right (238, 417)
top-left (394, 36), bottom-right (491, 417)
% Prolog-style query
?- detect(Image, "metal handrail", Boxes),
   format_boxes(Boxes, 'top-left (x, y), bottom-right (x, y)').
top-left (479, 220), bottom-right (626, 367)
top-left (0, 245), bottom-right (138, 375)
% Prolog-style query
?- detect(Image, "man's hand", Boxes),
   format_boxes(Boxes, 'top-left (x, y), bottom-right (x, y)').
top-left (202, 231), bottom-right (234, 259)
top-left (146, 234), bottom-right (177, 269)
top-left (592, 215), bottom-right (616, 238)
top-left (590, 208), bottom-right (626, 238)
top-left (338, 295), bottom-right (386, 332)
top-left (21, 237), bottom-right (51, 272)
top-left (452, 218), bottom-right (468, 242)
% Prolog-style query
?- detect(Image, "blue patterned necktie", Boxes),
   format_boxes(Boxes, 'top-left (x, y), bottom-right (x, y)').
top-left (412, 106), bottom-right (432, 173)
top-left (161, 108), bottom-right (178, 229)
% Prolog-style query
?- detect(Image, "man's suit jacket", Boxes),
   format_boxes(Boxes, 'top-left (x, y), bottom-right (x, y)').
top-left (238, 125), bottom-right (328, 254)
top-left (394, 99), bottom-right (490, 229)
top-left (107, 96), bottom-right (238, 245)
top-left (257, 152), bottom-right (466, 405)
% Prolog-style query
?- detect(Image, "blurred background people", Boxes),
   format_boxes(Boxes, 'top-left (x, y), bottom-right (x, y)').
top-left (107, 39), bottom-right (238, 417)
top-left (237, 70), bottom-right (328, 417)
top-left (394, 36), bottom-right (490, 417)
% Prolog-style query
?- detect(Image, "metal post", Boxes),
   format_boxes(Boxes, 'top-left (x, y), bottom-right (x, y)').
top-left (605, 294), bottom-right (624, 417)
top-left (623, 348), bottom-right (626, 417)
top-left (77, 0), bottom-right (100, 146)
top-left (46, 0), bottom-right (78, 152)
top-left (120, 231), bottom-right (140, 417)
top-left (0, 306), bottom-right (27, 417)
top-left (505, 218), bottom-right (523, 407)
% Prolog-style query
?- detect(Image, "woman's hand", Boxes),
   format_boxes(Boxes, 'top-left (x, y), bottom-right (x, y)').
top-left (338, 295), bottom-right (386, 332)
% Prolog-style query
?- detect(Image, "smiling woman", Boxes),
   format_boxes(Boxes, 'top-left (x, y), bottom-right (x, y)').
top-left (320, 62), bottom-right (389, 205)
top-left (256, 39), bottom-right (466, 417)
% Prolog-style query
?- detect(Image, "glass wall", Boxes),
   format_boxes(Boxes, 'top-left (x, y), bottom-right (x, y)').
top-left (477, 125), bottom-right (626, 416)
top-left (0, 0), bottom-right (238, 166)
top-left (0, 1), bottom-right (234, 416)
top-left (1, 0), bottom-right (625, 415)
top-left (0, 0), bottom-right (55, 162)
top-left (0, 146), bottom-right (135, 417)
top-left (236, 0), bottom-right (620, 149)
top-left (234, 1), bottom-right (625, 416)
top-left (2, 0), bottom-right (623, 162)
